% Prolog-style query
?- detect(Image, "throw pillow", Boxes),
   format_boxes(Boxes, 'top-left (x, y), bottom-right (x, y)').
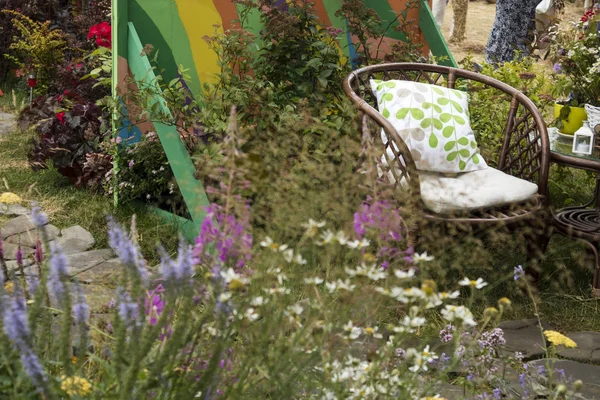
top-left (370, 79), bottom-right (487, 173)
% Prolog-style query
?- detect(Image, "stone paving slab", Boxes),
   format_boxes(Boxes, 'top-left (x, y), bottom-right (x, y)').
top-left (1, 215), bottom-right (42, 239)
top-left (0, 112), bottom-right (16, 135)
top-left (0, 203), bottom-right (30, 216)
top-left (556, 332), bottom-right (600, 363)
top-left (5, 224), bottom-right (60, 247)
top-left (499, 319), bottom-right (555, 360)
top-left (2, 242), bottom-right (35, 260)
top-left (72, 258), bottom-right (121, 284)
top-left (527, 359), bottom-right (600, 399)
top-left (55, 225), bottom-right (96, 254)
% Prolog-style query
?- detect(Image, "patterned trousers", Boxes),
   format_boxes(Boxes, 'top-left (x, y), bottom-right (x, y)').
top-left (449, 0), bottom-right (468, 43)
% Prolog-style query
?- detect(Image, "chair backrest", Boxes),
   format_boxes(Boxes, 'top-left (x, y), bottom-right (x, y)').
top-left (343, 63), bottom-right (550, 197)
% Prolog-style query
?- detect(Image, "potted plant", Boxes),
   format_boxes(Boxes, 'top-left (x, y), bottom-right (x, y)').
top-left (550, 7), bottom-right (600, 134)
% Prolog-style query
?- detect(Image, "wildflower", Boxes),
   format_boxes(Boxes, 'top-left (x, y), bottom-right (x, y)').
top-left (250, 296), bottom-right (265, 306)
top-left (439, 324), bottom-right (455, 343)
top-left (413, 252), bottom-right (434, 264)
top-left (282, 248), bottom-right (294, 263)
top-left (72, 285), bottom-right (89, 325)
top-left (345, 263), bottom-right (387, 281)
top-left (3, 295), bottom-right (47, 389)
top-left (439, 290), bottom-right (460, 300)
top-left (107, 217), bottom-right (148, 282)
top-left (221, 268), bottom-right (249, 291)
top-left (346, 238), bottom-right (370, 249)
top-left (0, 192), bottom-right (21, 204)
top-left (498, 297), bottom-right (511, 307)
top-left (544, 330), bottom-right (577, 348)
top-left (117, 288), bottom-right (139, 326)
top-left (458, 277), bottom-right (488, 289)
top-left (15, 244), bottom-right (23, 266)
top-left (304, 277), bottom-right (324, 285)
top-left (193, 204), bottom-right (252, 269)
top-left (301, 219), bottom-right (326, 237)
top-left (244, 307), bottom-right (260, 321)
top-left (554, 63), bottom-right (563, 73)
top-left (325, 279), bottom-right (356, 293)
top-left (145, 285), bottom-right (164, 325)
top-left (293, 253), bottom-right (307, 265)
top-left (34, 239), bottom-right (43, 264)
top-left (343, 320), bottom-right (362, 340)
top-left (47, 242), bottom-right (68, 303)
top-left (394, 268), bottom-right (416, 280)
top-left (514, 265), bottom-right (525, 281)
top-left (483, 307), bottom-right (499, 318)
top-left (493, 388), bottom-right (502, 399)
top-left (407, 345), bottom-right (438, 372)
top-left (441, 305), bottom-right (477, 327)
top-left (30, 206), bottom-right (48, 228)
top-left (60, 375), bottom-right (92, 396)
top-left (159, 239), bottom-right (194, 285)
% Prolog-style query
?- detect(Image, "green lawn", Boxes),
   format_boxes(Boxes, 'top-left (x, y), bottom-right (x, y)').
top-left (0, 127), bottom-right (180, 264)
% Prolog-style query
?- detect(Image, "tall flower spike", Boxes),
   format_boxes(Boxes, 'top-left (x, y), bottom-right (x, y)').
top-left (72, 284), bottom-right (89, 325)
top-left (34, 239), bottom-right (43, 264)
top-left (30, 206), bottom-right (48, 228)
top-left (106, 217), bottom-right (148, 283)
top-left (47, 242), bottom-right (68, 304)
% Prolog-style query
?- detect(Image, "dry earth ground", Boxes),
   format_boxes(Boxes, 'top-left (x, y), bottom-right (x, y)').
top-left (441, 0), bottom-right (588, 63)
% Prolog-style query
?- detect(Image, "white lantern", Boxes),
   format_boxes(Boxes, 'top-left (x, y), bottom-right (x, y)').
top-left (572, 122), bottom-right (595, 155)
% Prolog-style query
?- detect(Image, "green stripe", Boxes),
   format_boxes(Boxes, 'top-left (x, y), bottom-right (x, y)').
top-left (419, 0), bottom-right (457, 67)
top-left (128, 22), bottom-right (210, 239)
top-left (321, 0), bottom-right (351, 59)
top-left (365, 0), bottom-right (408, 42)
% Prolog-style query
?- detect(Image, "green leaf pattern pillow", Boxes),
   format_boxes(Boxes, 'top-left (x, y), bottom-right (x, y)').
top-left (370, 79), bottom-right (487, 173)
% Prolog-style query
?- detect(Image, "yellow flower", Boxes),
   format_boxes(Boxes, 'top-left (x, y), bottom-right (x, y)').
top-left (60, 375), bottom-right (92, 396)
top-left (4, 281), bottom-right (14, 295)
top-left (498, 297), bottom-right (511, 307)
top-left (483, 307), bottom-right (499, 318)
top-left (544, 330), bottom-right (577, 348)
top-left (0, 192), bottom-right (21, 204)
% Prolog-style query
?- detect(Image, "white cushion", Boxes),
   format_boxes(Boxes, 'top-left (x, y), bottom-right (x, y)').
top-left (418, 167), bottom-right (539, 214)
top-left (370, 79), bottom-right (487, 173)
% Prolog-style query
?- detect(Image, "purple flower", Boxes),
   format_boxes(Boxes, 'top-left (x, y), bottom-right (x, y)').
top-left (493, 388), bottom-right (501, 399)
top-left (107, 217), bottom-right (148, 283)
top-left (26, 276), bottom-right (39, 296)
top-left (553, 63), bottom-right (563, 73)
top-left (47, 242), bottom-right (68, 303)
top-left (3, 295), bottom-right (30, 345)
top-left (440, 324), bottom-right (455, 343)
top-left (128, 159), bottom-right (135, 168)
top-left (15, 244), bottom-right (23, 266)
top-left (72, 285), bottom-right (89, 325)
top-left (19, 347), bottom-right (47, 389)
top-left (395, 348), bottom-right (406, 359)
top-left (145, 284), bottom-right (164, 326)
top-left (160, 239), bottom-right (194, 285)
top-left (0, 235), bottom-right (4, 259)
top-left (519, 373), bottom-right (527, 389)
top-left (117, 288), bottom-right (139, 326)
top-left (34, 240), bottom-right (43, 264)
top-left (514, 265), bottom-right (525, 281)
top-left (193, 204), bottom-right (252, 270)
top-left (31, 206), bottom-right (48, 228)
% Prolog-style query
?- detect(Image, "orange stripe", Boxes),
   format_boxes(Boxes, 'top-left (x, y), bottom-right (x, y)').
top-left (387, 0), bottom-right (429, 54)
top-left (213, 0), bottom-right (240, 30)
top-left (312, 0), bottom-right (332, 26)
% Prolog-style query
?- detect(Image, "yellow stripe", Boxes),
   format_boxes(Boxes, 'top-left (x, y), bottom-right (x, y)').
top-left (174, 0), bottom-right (222, 84)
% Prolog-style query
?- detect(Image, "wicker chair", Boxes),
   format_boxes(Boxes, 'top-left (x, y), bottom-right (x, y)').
top-left (343, 63), bottom-right (551, 249)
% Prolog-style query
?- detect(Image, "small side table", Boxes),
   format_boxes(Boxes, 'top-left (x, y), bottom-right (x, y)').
top-left (549, 128), bottom-right (600, 296)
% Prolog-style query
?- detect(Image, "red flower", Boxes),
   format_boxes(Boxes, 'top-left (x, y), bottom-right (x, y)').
top-left (88, 22), bottom-right (112, 48)
top-left (56, 111), bottom-right (66, 124)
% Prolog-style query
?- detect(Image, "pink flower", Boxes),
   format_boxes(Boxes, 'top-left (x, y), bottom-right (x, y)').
top-left (128, 159), bottom-right (135, 168)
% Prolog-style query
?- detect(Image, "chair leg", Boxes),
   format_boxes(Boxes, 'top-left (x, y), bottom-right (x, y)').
top-left (579, 240), bottom-right (600, 297)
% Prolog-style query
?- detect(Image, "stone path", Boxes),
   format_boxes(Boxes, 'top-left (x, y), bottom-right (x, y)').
top-left (441, 319), bottom-right (600, 399)
top-left (1, 203), bottom-right (118, 310)
top-left (0, 112), bottom-right (15, 135)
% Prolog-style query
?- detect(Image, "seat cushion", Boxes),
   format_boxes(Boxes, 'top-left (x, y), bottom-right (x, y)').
top-left (419, 167), bottom-right (539, 214)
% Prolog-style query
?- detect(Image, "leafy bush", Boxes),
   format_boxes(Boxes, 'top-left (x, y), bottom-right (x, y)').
top-left (28, 102), bottom-right (107, 185)
top-left (462, 56), bottom-right (554, 164)
top-left (2, 10), bottom-right (67, 92)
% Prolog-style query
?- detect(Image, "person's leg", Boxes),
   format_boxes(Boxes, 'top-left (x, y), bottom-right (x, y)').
top-left (432, 0), bottom-right (448, 28)
top-left (449, 0), bottom-right (469, 42)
